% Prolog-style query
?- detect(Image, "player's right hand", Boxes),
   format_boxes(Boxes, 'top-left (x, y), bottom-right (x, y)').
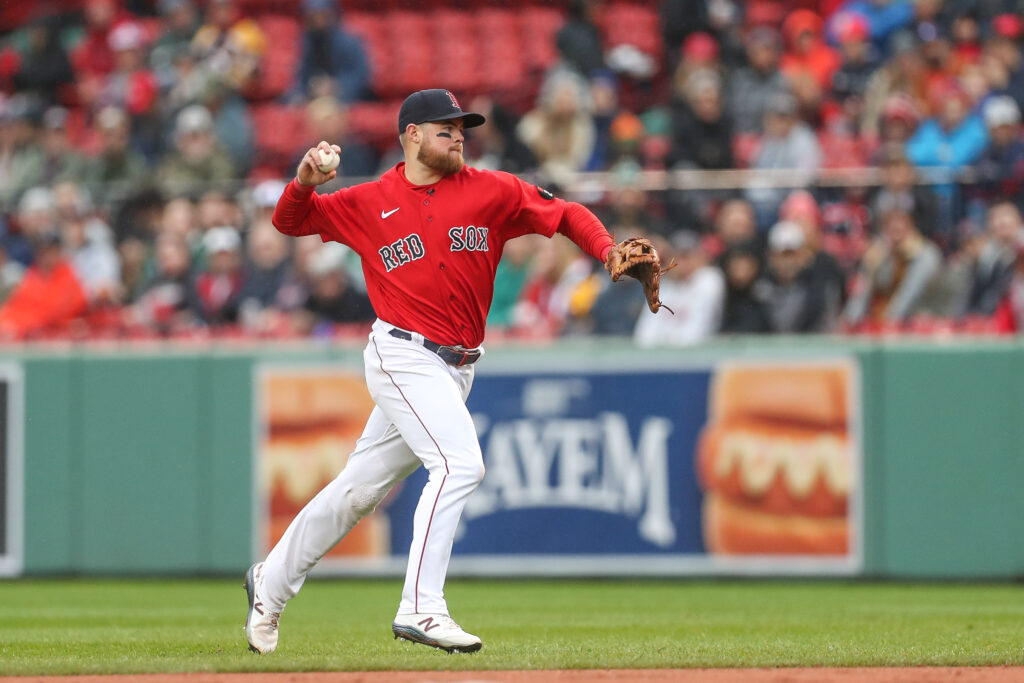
top-left (296, 141), bottom-right (342, 186)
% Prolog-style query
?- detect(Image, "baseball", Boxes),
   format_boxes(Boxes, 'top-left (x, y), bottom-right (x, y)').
top-left (316, 148), bottom-right (339, 173)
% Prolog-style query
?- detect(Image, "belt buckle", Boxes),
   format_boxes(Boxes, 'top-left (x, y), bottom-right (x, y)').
top-left (444, 344), bottom-right (475, 367)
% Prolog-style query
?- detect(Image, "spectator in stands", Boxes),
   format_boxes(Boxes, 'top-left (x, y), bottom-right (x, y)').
top-left (993, 229), bottom-right (1024, 333)
top-left (0, 96), bottom-right (44, 212)
top-left (834, 1), bottom-right (914, 55)
top-left (556, 0), bottom-right (605, 77)
top-left (843, 209), bottom-right (942, 327)
top-left (53, 181), bottom-right (120, 304)
top-left (190, 225), bottom-right (243, 325)
top-left (671, 32), bottom-right (724, 92)
top-left (464, 96), bottom-right (538, 175)
top-left (985, 17), bottom-right (1024, 112)
top-left (488, 235), bottom-right (540, 329)
top-left (972, 96), bottom-right (1024, 215)
top-left (196, 189), bottom-right (241, 233)
top-left (719, 239), bottom-right (771, 334)
top-left (249, 179), bottom-right (286, 227)
top-left (190, 0), bottom-right (266, 94)
top-left (598, 160), bottom-right (669, 237)
top-left (781, 9), bottom-right (840, 115)
top-left (634, 230), bottom-right (724, 346)
top-left (869, 146), bottom-right (939, 238)
top-left (0, 244), bottom-right (24, 305)
top-left (83, 106), bottom-right (150, 214)
top-left (661, 0), bottom-right (743, 71)
top-left (831, 13), bottom-right (879, 105)
top-left (746, 92), bottom-right (822, 228)
top-left (861, 32), bottom-right (927, 141)
top-left (517, 70), bottom-right (596, 188)
top-left (293, 0), bottom-right (370, 103)
top-left (780, 190), bottom-right (847, 317)
top-left (705, 197), bottom-right (760, 262)
top-left (586, 71), bottom-right (623, 171)
top-left (959, 201), bottom-right (1024, 319)
top-left (779, 7), bottom-right (833, 77)
top-left (906, 83), bottom-right (988, 171)
top-left (296, 242), bottom-right (374, 334)
top-left (301, 96), bottom-right (377, 179)
top-left (238, 218), bottom-right (296, 326)
top-left (668, 69), bottom-right (733, 171)
top-left (763, 220), bottom-right (832, 333)
top-left (150, 0), bottom-right (202, 89)
top-left (131, 231), bottom-right (194, 334)
top-left (38, 107), bottom-right (85, 187)
top-left (0, 230), bottom-right (87, 340)
top-left (98, 21), bottom-right (161, 160)
top-left (156, 104), bottom-right (235, 198)
top-left (729, 27), bottom-right (787, 134)
top-left (73, 0), bottom-right (129, 80)
top-left (513, 236), bottom-right (588, 339)
top-left (867, 93), bottom-right (922, 162)
top-left (12, 17), bottom-right (75, 107)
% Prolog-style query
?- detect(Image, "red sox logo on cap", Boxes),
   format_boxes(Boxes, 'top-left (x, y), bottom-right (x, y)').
top-left (446, 91), bottom-right (460, 109)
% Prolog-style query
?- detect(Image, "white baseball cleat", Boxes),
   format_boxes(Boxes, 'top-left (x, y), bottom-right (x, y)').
top-left (392, 613), bottom-right (482, 653)
top-left (243, 562), bottom-right (281, 654)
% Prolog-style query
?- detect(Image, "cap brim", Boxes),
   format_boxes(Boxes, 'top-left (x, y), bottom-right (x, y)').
top-left (430, 111), bottom-right (486, 128)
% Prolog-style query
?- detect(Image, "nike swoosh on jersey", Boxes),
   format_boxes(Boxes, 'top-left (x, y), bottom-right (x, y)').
top-left (381, 208), bottom-right (400, 219)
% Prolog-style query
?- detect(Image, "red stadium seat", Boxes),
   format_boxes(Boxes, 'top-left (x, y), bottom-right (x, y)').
top-left (520, 7), bottom-right (564, 69)
top-left (252, 15), bottom-right (303, 99)
top-left (600, 3), bottom-right (662, 62)
top-left (250, 103), bottom-right (307, 173)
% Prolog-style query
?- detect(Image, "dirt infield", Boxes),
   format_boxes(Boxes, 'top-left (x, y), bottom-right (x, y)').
top-left (5, 669), bottom-right (1023, 683)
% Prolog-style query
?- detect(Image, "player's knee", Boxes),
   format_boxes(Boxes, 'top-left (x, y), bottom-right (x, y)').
top-left (451, 456), bottom-right (485, 488)
top-left (347, 483), bottom-right (387, 517)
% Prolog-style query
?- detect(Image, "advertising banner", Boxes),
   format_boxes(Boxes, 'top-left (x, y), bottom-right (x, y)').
top-left (254, 358), bottom-right (861, 576)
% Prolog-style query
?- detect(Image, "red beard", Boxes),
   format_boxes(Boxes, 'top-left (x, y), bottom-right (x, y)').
top-left (417, 142), bottom-right (464, 175)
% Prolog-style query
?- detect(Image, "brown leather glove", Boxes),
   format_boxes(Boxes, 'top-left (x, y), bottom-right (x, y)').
top-left (604, 237), bottom-right (675, 314)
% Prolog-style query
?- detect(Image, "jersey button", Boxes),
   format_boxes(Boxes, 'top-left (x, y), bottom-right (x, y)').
top-left (423, 200), bottom-right (430, 205)
top-left (427, 216), bottom-right (433, 222)
top-left (439, 263), bottom-right (446, 270)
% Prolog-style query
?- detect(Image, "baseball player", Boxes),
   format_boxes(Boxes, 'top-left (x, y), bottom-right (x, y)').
top-left (245, 89), bottom-right (665, 655)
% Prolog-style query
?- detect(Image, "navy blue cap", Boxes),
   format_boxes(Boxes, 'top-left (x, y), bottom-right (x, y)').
top-left (398, 89), bottom-right (485, 134)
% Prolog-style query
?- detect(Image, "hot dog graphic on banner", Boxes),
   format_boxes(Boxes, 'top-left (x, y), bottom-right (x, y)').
top-left (254, 358), bottom-right (861, 575)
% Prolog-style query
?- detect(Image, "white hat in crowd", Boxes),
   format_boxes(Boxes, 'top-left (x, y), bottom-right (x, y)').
top-left (309, 242), bottom-right (349, 277)
top-left (984, 95), bottom-right (1021, 129)
top-left (203, 226), bottom-right (241, 254)
top-left (252, 179), bottom-right (287, 209)
top-left (769, 220), bottom-right (806, 252)
top-left (175, 104), bottom-right (213, 136)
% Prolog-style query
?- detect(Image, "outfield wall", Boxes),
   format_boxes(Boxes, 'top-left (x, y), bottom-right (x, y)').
top-left (6, 339), bottom-right (1023, 579)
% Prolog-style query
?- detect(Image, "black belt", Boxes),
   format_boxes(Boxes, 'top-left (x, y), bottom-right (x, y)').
top-left (388, 328), bottom-right (482, 367)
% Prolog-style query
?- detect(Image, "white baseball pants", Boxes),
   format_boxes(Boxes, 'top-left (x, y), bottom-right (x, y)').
top-left (261, 319), bottom-right (484, 616)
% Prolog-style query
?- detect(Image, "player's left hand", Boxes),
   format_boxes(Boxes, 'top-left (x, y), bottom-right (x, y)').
top-left (296, 141), bottom-right (342, 186)
top-left (604, 237), bottom-right (676, 314)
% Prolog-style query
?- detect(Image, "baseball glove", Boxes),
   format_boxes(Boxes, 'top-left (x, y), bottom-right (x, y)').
top-left (604, 237), bottom-right (676, 314)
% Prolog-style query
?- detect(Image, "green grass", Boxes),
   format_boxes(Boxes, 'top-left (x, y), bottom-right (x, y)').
top-left (1, 579), bottom-right (1022, 675)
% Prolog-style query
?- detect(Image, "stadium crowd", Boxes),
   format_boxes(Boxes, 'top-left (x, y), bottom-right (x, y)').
top-left (0, 0), bottom-right (1023, 343)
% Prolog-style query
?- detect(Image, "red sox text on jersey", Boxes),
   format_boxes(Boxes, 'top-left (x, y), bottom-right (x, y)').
top-left (277, 163), bottom-right (564, 348)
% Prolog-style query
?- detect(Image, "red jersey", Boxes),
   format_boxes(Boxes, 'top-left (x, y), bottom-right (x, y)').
top-left (274, 163), bottom-right (566, 347)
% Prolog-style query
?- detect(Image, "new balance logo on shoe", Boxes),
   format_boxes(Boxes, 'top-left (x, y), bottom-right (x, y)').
top-left (418, 617), bottom-right (440, 632)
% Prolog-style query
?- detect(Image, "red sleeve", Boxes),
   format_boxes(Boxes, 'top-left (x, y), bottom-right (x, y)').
top-left (557, 202), bottom-right (615, 263)
top-left (272, 179), bottom-right (360, 244)
top-left (271, 179), bottom-right (327, 238)
top-left (501, 172), bottom-right (566, 239)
